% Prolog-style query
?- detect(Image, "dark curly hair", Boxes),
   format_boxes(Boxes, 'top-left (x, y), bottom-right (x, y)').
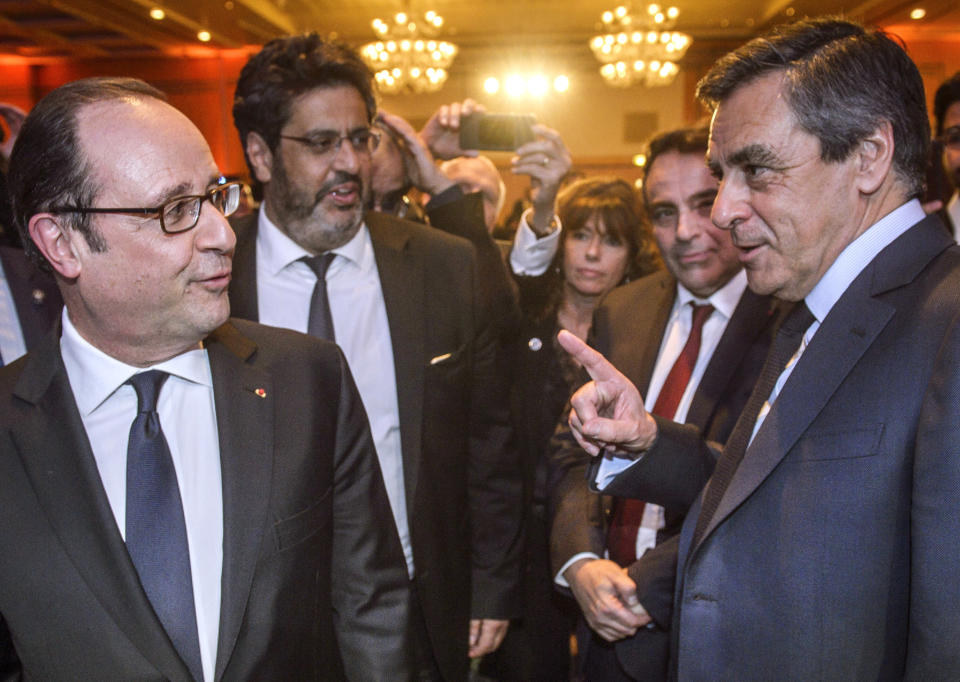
top-left (934, 71), bottom-right (960, 137)
top-left (233, 34), bottom-right (377, 180)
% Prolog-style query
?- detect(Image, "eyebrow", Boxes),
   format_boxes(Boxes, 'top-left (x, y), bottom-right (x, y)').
top-left (727, 144), bottom-right (781, 168)
top-left (295, 125), bottom-right (370, 137)
top-left (147, 174), bottom-right (221, 207)
top-left (688, 188), bottom-right (718, 204)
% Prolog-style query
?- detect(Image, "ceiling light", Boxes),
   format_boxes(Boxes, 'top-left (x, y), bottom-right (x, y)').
top-left (360, 11), bottom-right (458, 94)
top-left (484, 77), bottom-right (500, 94)
top-left (505, 74), bottom-right (526, 97)
top-left (197, 30), bottom-right (211, 42)
top-left (910, 8), bottom-right (926, 19)
top-left (554, 75), bottom-right (570, 93)
top-left (149, 7), bottom-right (165, 20)
top-left (591, 3), bottom-right (691, 87)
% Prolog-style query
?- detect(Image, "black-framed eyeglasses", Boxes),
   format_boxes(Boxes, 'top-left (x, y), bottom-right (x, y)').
top-left (938, 125), bottom-right (960, 150)
top-left (49, 181), bottom-right (243, 234)
top-left (280, 129), bottom-right (381, 158)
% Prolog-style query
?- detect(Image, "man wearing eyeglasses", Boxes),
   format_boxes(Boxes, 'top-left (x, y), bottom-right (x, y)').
top-left (228, 34), bottom-right (522, 682)
top-left (933, 72), bottom-right (960, 238)
top-left (0, 76), bottom-right (410, 680)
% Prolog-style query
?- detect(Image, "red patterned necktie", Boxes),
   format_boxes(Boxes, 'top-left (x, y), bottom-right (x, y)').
top-left (607, 302), bottom-right (714, 566)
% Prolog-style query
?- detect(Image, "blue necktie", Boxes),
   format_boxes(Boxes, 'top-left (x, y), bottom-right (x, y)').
top-left (125, 370), bottom-right (203, 681)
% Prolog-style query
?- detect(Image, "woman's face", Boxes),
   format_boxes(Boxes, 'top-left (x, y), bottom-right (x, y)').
top-left (562, 213), bottom-right (630, 298)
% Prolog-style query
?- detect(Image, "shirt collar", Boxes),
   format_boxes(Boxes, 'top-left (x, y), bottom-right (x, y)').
top-left (805, 199), bottom-right (924, 323)
top-left (675, 268), bottom-right (748, 320)
top-left (59, 308), bottom-right (211, 417)
top-left (947, 190), bottom-right (960, 239)
top-left (257, 208), bottom-right (370, 276)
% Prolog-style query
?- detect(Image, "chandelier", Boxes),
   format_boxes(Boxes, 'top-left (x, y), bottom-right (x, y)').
top-left (590, 4), bottom-right (692, 88)
top-left (359, 11), bottom-right (458, 95)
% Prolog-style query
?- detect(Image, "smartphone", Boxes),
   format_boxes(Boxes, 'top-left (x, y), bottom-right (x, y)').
top-left (460, 112), bottom-right (536, 151)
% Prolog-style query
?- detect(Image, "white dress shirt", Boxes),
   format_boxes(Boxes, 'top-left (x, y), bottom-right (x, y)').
top-left (947, 190), bottom-right (960, 243)
top-left (556, 271), bottom-right (748, 584)
top-left (254, 211), bottom-right (414, 575)
top-left (59, 310), bottom-right (223, 682)
top-left (0, 262), bottom-right (27, 364)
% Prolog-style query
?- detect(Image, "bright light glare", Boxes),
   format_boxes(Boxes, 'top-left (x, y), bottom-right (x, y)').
top-left (910, 8), bottom-right (926, 19)
top-left (505, 74), bottom-right (526, 97)
top-left (197, 30), bottom-right (211, 42)
top-left (484, 77), bottom-right (500, 94)
top-left (528, 75), bottom-right (548, 97)
top-left (149, 7), bottom-right (165, 20)
top-left (554, 75), bottom-right (569, 92)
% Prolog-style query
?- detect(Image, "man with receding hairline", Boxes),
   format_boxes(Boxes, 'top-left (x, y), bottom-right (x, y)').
top-left (0, 76), bottom-right (409, 680)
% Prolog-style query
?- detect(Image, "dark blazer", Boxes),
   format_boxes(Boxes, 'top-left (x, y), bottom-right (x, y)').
top-left (605, 215), bottom-right (960, 679)
top-left (549, 270), bottom-right (779, 680)
top-left (0, 319), bottom-right (410, 680)
top-left (0, 246), bottom-right (61, 352)
top-left (228, 208), bottom-right (522, 681)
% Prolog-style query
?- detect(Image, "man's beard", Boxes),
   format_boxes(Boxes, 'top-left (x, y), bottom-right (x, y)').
top-left (267, 155), bottom-right (366, 253)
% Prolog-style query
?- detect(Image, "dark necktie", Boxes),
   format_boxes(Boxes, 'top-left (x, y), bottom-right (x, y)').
top-left (607, 303), bottom-right (714, 566)
top-left (302, 253), bottom-right (337, 341)
top-left (125, 370), bottom-right (203, 682)
top-left (692, 301), bottom-right (815, 548)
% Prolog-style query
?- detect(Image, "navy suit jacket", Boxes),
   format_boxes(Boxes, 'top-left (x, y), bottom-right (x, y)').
top-left (605, 214), bottom-right (960, 679)
top-left (0, 319), bottom-right (410, 680)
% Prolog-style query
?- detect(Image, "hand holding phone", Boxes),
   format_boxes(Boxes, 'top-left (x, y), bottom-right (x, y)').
top-left (459, 112), bottom-right (536, 151)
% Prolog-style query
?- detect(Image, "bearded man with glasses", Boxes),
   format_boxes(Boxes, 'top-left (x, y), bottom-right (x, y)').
top-left (229, 34), bottom-right (522, 682)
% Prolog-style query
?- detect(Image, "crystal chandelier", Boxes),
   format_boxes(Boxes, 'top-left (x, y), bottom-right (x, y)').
top-left (359, 11), bottom-right (458, 95)
top-left (590, 4), bottom-right (692, 88)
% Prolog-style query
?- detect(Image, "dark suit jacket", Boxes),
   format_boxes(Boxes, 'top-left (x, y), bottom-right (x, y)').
top-left (0, 246), bottom-right (61, 353)
top-left (228, 208), bottom-right (522, 681)
top-left (549, 270), bottom-right (779, 679)
top-left (0, 319), bottom-right (409, 680)
top-left (605, 215), bottom-right (960, 679)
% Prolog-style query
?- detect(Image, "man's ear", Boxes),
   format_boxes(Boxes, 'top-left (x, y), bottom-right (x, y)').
top-left (853, 120), bottom-right (895, 196)
top-left (28, 214), bottom-right (82, 279)
top-left (245, 131), bottom-right (275, 184)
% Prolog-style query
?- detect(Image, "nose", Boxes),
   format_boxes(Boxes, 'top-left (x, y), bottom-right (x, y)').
top-left (585, 235), bottom-right (602, 260)
top-left (195, 200), bottom-right (237, 255)
top-left (331, 136), bottom-right (361, 174)
top-left (675, 207), bottom-right (698, 242)
top-left (710, 178), bottom-right (749, 231)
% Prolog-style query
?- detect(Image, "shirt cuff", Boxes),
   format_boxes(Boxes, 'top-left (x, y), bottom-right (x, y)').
top-left (509, 208), bottom-right (561, 276)
top-left (594, 453), bottom-right (645, 491)
top-left (554, 552), bottom-right (602, 588)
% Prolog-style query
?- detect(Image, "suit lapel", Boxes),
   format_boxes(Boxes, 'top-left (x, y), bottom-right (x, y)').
top-left (204, 323), bottom-right (274, 681)
top-left (366, 213), bottom-right (426, 509)
top-left (609, 272), bottom-right (675, 393)
top-left (227, 212), bottom-right (260, 321)
top-left (686, 289), bottom-right (775, 428)
top-left (695, 216), bottom-right (953, 547)
top-left (10, 328), bottom-right (192, 679)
